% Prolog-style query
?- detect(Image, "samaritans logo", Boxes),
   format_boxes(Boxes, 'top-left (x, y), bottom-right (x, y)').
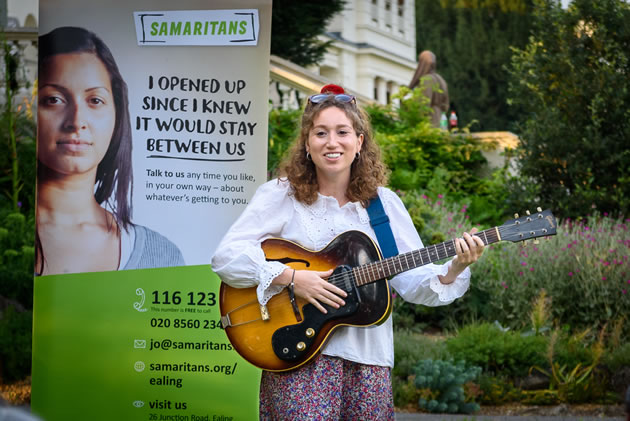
top-left (134, 9), bottom-right (259, 46)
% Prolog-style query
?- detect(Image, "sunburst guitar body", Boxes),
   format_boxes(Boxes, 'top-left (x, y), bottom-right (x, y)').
top-left (219, 230), bottom-right (390, 372)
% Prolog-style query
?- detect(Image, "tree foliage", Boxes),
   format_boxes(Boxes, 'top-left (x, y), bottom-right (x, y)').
top-left (506, 0), bottom-right (630, 218)
top-left (271, 0), bottom-right (346, 67)
top-left (415, 0), bottom-right (534, 131)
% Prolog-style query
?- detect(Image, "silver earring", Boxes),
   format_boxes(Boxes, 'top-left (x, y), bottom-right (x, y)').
top-left (306, 152), bottom-right (312, 161)
top-left (355, 152), bottom-right (360, 160)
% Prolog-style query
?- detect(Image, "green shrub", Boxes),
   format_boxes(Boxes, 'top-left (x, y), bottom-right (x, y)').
top-left (368, 89), bottom-right (490, 205)
top-left (0, 306), bottom-right (32, 383)
top-left (604, 342), bottom-right (630, 372)
top-left (477, 373), bottom-right (523, 405)
top-left (445, 322), bottom-right (547, 377)
top-left (414, 359), bottom-right (482, 414)
top-left (393, 330), bottom-right (448, 381)
top-left (530, 328), bottom-right (611, 404)
top-left (0, 212), bottom-right (35, 308)
top-left (393, 376), bottom-right (424, 411)
top-left (267, 107), bottom-right (301, 178)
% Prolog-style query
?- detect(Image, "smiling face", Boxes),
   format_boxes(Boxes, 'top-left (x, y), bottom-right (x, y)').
top-left (37, 52), bottom-right (116, 177)
top-left (306, 106), bottom-right (364, 183)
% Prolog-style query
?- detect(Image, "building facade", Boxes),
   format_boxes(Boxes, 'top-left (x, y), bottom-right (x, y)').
top-left (320, 0), bottom-right (417, 104)
top-left (270, 0), bottom-right (418, 109)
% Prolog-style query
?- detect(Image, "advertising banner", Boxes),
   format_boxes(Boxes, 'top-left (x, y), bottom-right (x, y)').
top-left (32, 0), bottom-right (272, 419)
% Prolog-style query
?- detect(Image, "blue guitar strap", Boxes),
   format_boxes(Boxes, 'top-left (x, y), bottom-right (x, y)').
top-left (366, 195), bottom-right (399, 258)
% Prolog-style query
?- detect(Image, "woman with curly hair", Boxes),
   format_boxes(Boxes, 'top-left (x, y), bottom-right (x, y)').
top-left (211, 84), bottom-right (484, 420)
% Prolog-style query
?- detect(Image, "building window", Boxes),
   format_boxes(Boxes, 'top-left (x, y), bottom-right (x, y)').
top-left (371, 0), bottom-right (378, 23)
top-left (387, 81), bottom-right (395, 104)
top-left (398, 0), bottom-right (405, 35)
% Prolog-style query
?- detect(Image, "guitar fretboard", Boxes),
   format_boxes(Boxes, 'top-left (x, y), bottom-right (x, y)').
top-left (352, 227), bottom-right (500, 286)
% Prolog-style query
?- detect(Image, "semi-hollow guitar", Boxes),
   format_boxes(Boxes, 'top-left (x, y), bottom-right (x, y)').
top-left (219, 208), bottom-right (557, 372)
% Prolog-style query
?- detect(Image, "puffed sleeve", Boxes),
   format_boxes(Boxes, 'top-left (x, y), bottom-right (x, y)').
top-left (211, 179), bottom-right (293, 304)
top-left (379, 188), bottom-right (470, 306)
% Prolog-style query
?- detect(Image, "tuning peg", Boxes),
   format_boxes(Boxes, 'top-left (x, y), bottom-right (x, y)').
top-left (526, 210), bottom-right (531, 216)
top-left (514, 213), bottom-right (519, 219)
top-left (533, 239), bottom-right (540, 245)
top-left (537, 207), bottom-right (542, 212)
top-left (521, 240), bottom-right (527, 247)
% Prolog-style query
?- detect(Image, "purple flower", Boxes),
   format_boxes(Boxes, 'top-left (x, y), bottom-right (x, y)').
top-left (568, 272), bottom-right (573, 276)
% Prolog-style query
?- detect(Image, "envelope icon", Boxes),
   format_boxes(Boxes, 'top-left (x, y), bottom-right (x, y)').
top-left (134, 339), bottom-right (146, 349)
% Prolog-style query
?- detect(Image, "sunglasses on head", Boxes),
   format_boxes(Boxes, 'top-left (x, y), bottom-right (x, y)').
top-left (307, 93), bottom-right (356, 105)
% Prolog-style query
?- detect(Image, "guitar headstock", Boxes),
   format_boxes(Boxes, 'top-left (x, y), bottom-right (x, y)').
top-left (499, 208), bottom-right (557, 243)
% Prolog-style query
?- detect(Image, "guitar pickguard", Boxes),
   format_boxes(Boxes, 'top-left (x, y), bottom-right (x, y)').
top-left (271, 265), bottom-right (360, 362)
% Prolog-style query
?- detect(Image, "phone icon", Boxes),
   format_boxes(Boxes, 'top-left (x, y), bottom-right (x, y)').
top-left (133, 288), bottom-right (148, 312)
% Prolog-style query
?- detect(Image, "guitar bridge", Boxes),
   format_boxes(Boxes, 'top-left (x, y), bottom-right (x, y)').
top-left (260, 304), bottom-right (270, 321)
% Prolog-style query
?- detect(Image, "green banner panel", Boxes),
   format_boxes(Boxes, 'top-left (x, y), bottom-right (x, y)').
top-left (32, 265), bottom-right (260, 420)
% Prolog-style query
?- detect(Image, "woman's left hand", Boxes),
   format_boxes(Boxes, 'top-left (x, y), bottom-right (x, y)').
top-left (439, 227), bottom-right (485, 284)
top-left (452, 227), bottom-right (485, 268)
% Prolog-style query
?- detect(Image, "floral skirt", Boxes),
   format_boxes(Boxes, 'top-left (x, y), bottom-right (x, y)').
top-left (259, 354), bottom-right (394, 421)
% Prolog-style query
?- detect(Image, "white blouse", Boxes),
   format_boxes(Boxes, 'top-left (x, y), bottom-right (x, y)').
top-left (211, 178), bottom-right (470, 368)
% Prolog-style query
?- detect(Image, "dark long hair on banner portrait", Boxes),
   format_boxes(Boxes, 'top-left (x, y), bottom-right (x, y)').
top-left (36, 26), bottom-right (133, 274)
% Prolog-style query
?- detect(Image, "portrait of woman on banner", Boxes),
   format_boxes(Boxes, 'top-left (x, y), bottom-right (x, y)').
top-left (36, 26), bottom-right (184, 276)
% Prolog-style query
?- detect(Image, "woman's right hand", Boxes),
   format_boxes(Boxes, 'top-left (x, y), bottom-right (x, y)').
top-left (274, 268), bottom-right (347, 314)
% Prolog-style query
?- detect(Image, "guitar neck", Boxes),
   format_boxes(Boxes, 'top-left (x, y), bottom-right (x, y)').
top-left (353, 227), bottom-right (501, 286)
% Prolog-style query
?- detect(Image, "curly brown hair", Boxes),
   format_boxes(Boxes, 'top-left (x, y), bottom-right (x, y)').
top-left (278, 96), bottom-right (388, 207)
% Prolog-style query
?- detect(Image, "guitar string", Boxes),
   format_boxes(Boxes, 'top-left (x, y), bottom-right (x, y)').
top-left (318, 226), bottom-right (504, 288)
